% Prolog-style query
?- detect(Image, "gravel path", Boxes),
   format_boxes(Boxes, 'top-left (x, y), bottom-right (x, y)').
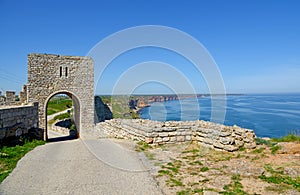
top-left (0, 131), bottom-right (162, 195)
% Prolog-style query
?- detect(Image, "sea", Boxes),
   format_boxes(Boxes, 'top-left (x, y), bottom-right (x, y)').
top-left (139, 94), bottom-right (300, 138)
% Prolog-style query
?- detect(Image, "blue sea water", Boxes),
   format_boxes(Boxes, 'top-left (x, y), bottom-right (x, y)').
top-left (139, 94), bottom-right (300, 138)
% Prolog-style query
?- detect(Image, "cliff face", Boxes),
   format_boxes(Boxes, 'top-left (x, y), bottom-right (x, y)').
top-left (94, 96), bottom-right (113, 122)
top-left (147, 95), bottom-right (179, 103)
top-left (129, 98), bottom-right (149, 109)
top-left (128, 95), bottom-right (179, 110)
top-left (137, 98), bottom-right (149, 108)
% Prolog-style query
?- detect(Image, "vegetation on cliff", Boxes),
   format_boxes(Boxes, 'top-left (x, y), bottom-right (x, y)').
top-left (97, 95), bottom-right (141, 119)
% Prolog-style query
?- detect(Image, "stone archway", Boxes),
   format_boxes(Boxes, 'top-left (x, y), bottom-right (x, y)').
top-left (45, 91), bottom-right (80, 139)
top-left (27, 53), bottom-right (95, 140)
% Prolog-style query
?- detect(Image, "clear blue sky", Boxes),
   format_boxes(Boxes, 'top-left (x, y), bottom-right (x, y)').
top-left (1, 0), bottom-right (300, 94)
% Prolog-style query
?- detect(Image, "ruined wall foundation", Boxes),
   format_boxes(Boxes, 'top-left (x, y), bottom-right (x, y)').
top-left (96, 119), bottom-right (257, 152)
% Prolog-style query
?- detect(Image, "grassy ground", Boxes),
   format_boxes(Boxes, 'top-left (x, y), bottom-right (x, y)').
top-left (0, 140), bottom-right (45, 183)
top-left (136, 134), bottom-right (300, 195)
top-left (48, 112), bottom-right (71, 126)
top-left (99, 95), bottom-right (140, 119)
top-left (47, 96), bottom-right (72, 115)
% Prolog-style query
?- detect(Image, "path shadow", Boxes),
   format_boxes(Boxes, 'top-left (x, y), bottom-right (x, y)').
top-left (47, 129), bottom-right (78, 143)
top-left (47, 134), bottom-right (78, 142)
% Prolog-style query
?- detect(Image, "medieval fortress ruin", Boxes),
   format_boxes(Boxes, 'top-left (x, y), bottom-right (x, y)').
top-left (0, 53), bottom-right (256, 151)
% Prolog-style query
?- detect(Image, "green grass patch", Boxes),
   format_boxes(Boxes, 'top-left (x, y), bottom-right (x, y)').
top-left (271, 145), bottom-right (281, 154)
top-left (166, 178), bottom-right (184, 187)
top-left (252, 147), bottom-right (265, 154)
top-left (47, 97), bottom-right (72, 115)
top-left (259, 175), bottom-right (300, 192)
top-left (0, 140), bottom-right (45, 183)
top-left (135, 141), bottom-right (152, 152)
top-left (265, 185), bottom-right (293, 193)
top-left (251, 156), bottom-right (259, 161)
top-left (188, 160), bottom-right (203, 166)
top-left (162, 161), bottom-right (181, 174)
top-left (47, 112), bottom-right (71, 126)
top-left (177, 189), bottom-right (191, 195)
top-left (182, 149), bottom-right (200, 154)
top-left (158, 169), bottom-right (173, 177)
top-left (271, 134), bottom-right (300, 143)
top-left (260, 164), bottom-right (300, 192)
top-left (238, 147), bottom-right (245, 152)
top-left (255, 138), bottom-right (274, 146)
top-left (53, 112), bottom-right (70, 121)
top-left (167, 166), bottom-right (179, 173)
top-left (220, 174), bottom-right (247, 195)
top-left (200, 167), bottom-right (209, 172)
top-left (177, 188), bottom-right (203, 195)
top-left (264, 164), bottom-right (284, 174)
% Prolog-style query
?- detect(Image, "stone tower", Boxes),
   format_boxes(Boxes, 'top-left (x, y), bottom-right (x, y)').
top-left (27, 53), bottom-right (94, 140)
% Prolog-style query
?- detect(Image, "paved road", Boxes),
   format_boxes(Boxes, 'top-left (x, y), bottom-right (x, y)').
top-left (0, 131), bottom-right (162, 195)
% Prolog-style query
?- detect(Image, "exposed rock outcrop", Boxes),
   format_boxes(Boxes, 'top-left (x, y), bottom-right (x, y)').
top-left (94, 96), bottom-right (113, 122)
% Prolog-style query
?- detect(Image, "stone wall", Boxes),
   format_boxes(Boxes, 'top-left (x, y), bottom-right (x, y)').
top-left (27, 53), bottom-right (94, 140)
top-left (0, 102), bottom-right (41, 142)
top-left (0, 85), bottom-right (28, 106)
top-left (5, 91), bottom-right (16, 105)
top-left (19, 85), bottom-right (27, 104)
top-left (51, 119), bottom-right (72, 136)
top-left (96, 119), bottom-right (257, 152)
top-left (0, 96), bottom-right (5, 106)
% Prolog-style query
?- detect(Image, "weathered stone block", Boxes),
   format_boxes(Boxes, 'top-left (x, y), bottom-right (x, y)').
top-left (203, 138), bottom-right (213, 145)
top-left (197, 132), bottom-right (207, 137)
top-left (219, 131), bottom-right (232, 137)
top-left (197, 136), bottom-right (205, 142)
top-left (162, 137), bottom-right (170, 142)
top-left (244, 142), bottom-right (256, 149)
top-left (177, 136), bottom-right (185, 142)
top-left (170, 136), bottom-right (176, 142)
top-left (159, 132), bottom-right (169, 137)
top-left (145, 137), bottom-right (154, 144)
top-left (223, 145), bottom-right (239, 152)
top-left (233, 126), bottom-right (244, 136)
top-left (235, 140), bottom-right (244, 147)
top-left (220, 137), bottom-right (234, 145)
top-left (186, 135), bottom-right (192, 141)
top-left (154, 137), bottom-right (163, 143)
top-left (168, 131), bottom-right (177, 136)
top-left (213, 142), bottom-right (224, 149)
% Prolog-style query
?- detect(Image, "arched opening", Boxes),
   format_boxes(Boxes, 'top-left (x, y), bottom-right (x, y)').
top-left (44, 91), bottom-right (81, 141)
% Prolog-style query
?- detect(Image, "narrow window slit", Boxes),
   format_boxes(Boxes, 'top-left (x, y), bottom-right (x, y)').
top-left (59, 66), bottom-right (62, 77)
top-left (65, 67), bottom-right (68, 77)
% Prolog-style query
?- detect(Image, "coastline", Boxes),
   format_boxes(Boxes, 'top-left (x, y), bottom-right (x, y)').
top-left (134, 94), bottom-right (300, 138)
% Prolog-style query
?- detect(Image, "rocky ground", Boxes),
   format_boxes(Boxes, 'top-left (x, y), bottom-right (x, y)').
top-left (136, 140), bottom-right (300, 195)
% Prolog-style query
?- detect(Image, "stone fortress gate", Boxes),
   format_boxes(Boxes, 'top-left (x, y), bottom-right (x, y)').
top-left (27, 53), bottom-right (95, 140)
